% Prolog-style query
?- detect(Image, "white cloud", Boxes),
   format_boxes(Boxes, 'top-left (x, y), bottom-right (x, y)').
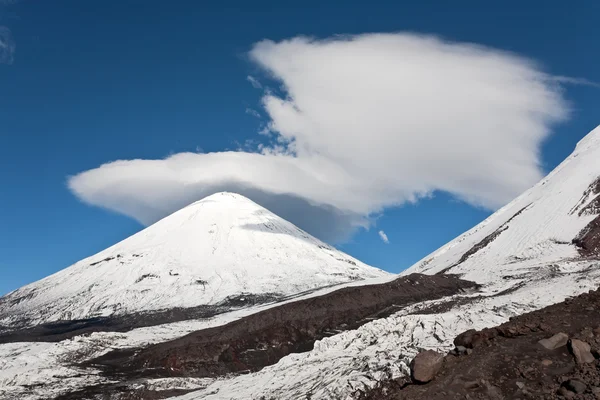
top-left (68, 33), bottom-right (570, 243)
top-left (247, 75), bottom-right (262, 89)
top-left (378, 230), bottom-right (389, 244)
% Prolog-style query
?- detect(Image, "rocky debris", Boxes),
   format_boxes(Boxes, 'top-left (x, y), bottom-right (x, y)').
top-left (0, 293), bottom-right (282, 343)
top-left (67, 274), bottom-right (475, 398)
top-left (450, 345), bottom-right (472, 356)
top-left (558, 386), bottom-right (576, 398)
top-left (563, 379), bottom-right (587, 394)
top-left (410, 350), bottom-right (444, 383)
top-left (573, 216), bottom-right (600, 256)
top-left (361, 286), bottom-right (600, 399)
top-left (569, 338), bottom-right (596, 364)
top-left (538, 332), bottom-right (569, 350)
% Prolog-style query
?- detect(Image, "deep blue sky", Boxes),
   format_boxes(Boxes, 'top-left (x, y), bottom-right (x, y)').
top-left (0, 0), bottom-right (598, 295)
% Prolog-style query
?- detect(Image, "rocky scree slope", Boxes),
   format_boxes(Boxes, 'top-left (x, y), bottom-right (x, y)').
top-left (364, 285), bottom-right (600, 399)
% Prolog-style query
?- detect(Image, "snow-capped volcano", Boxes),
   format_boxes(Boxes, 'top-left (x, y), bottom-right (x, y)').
top-left (0, 192), bottom-right (389, 328)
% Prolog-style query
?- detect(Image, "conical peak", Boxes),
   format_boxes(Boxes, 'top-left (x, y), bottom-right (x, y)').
top-left (0, 189), bottom-right (388, 326)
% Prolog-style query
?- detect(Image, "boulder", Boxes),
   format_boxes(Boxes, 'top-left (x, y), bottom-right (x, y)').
top-left (538, 332), bottom-right (569, 350)
top-left (569, 339), bottom-right (595, 364)
top-left (411, 350), bottom-right (444, 383)
top-left (454, 329), bottom-right (477, 348)
top-left (564, 379), bottom-right (587, 394)
top-left (558, 386), bottom-right (575, 398)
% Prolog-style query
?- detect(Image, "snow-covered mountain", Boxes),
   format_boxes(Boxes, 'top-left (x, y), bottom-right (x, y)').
top-left (0, 192), bottom-right (389, 328)
top-left (1, 126), bottom-right (599, 400)
top-left (405, 125), bottom-right (600, 280)
top-left (152, 125), bottom-right (600, 400)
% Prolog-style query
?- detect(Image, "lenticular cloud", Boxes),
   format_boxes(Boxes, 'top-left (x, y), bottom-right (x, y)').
top-left (68, 33), bottom-right (570, 242)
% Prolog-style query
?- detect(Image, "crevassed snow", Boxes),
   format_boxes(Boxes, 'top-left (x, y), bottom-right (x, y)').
top-left (0, 192), bottom-right (389, 327)
top-left (0, 272), bottom-right (396, 399)
top-left (172, 260), bottom-right (599, 400)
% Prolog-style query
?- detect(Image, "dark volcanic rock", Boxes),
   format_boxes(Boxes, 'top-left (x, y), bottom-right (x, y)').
top-left (572, 176), bottom-right (600, 257)
top-left (573, 215), bottom-right (600, 256)
top-left (411, 350), bottom-right (444, 383)
top-left (361, 286), bottom-right (600, 400)
top-left (73, 273), bottom-right (475, 398)
top-left (0, 293), bottom-right (282, 343)
top-left (564, 379), bottom-right (587, 394)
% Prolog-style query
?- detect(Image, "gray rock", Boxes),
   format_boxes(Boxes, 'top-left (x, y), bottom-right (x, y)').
top-left (538, 332), bottom-right (569, 350)
top-left (411, 350), bottom-right (444, 383)
top-left (483, 381), bottom-right (503, 400)
top-left (565, 379), bottom-right (587, 394)
top-left (569, 339), bottom-right (595, 364)
top-left (558, 386), bottom-right (575, 398)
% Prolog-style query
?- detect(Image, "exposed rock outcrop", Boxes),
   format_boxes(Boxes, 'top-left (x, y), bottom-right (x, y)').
top-left (362, 286), bottom-right (600, 399)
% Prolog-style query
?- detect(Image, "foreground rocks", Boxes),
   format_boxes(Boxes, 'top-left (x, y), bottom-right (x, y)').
top-left (410, 350), bottom-right (444, 383)
top-left (539, 333), bottom-right (570, 350)
top-left (364, 286), bottom-right (600, 399)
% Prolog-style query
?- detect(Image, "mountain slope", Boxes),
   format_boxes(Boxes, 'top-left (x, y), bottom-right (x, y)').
top-left (159, 125), bottom-right (600, 400)
top-left (0, 192), bottom-right (389, 328)
top-left (1, 126), bottom-right (599, 400)
top-left (405, 125), bottom-right (600, 279)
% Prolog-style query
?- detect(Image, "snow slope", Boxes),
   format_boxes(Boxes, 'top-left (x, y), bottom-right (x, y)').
top-left (406, 124), bottom-right (600, 280)
top-left (1, 126), bottom-right (599, 400)
top-left (0, 192), bottom-right (389, 328)
top-left (163, 125), bottom-right (600, 399)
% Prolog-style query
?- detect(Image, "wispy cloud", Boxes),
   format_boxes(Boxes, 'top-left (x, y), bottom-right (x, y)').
top-left (69, 33), bottom-right (570, 243)
top-left (0, 26), bottom-right (15, 64)
top-left (378, 230), bottom-right (389, 244)
top-left (247, 75), bottom-right (262, 89)
top-left (245, 108), bottom-right (261, 118)
top-left (551, 76), bottom-right (600, 88)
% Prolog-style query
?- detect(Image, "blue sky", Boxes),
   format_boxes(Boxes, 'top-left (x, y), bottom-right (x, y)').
top-left (0, 0), bottom-right (598, 295)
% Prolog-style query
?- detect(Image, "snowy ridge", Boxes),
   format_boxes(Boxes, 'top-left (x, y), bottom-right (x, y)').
top-left (407, 125), bottom-right (600, 279)
top-left (0, 192), bottom-right (389, 328)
